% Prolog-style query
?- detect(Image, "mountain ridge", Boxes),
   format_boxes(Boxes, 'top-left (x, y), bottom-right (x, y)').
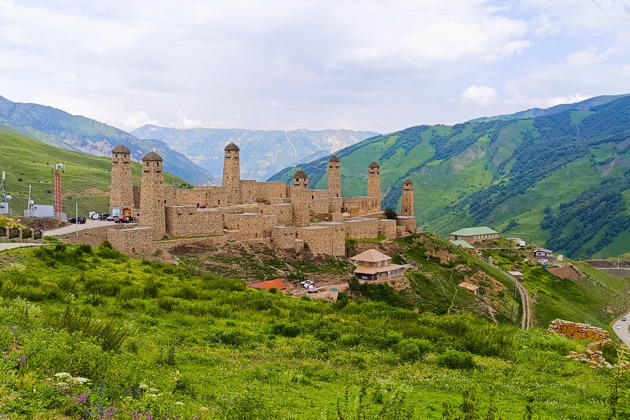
top-left (270, 94), bottom-right (630, 259)
top-left (132, 125), bottom-right (379, 181)
top-left (0, 95), bottom-right (216, 185)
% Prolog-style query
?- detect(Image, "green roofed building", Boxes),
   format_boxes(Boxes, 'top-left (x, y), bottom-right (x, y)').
top-left (449, 226), bottom-right (499, 244)
top-left (450, 239), bottom-right (475, 250)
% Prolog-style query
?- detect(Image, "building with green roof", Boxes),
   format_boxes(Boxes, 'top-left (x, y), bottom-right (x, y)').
top-left (449, 226), bottom-right (499, 243)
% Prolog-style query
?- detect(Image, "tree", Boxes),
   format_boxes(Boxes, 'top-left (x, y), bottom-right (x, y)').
top-left (384, 207), bottom-right (398, 220)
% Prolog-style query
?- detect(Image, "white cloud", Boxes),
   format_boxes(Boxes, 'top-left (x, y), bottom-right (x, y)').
top-left (0, 0), bottom-right (628, 133)
top-left (461, 85), bottom-right (499, 107)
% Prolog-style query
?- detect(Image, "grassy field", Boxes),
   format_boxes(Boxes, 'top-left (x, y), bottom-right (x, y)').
top-left (0, 126), bottom-right (189, 217)
top-left (1, 243), bottom-right (629, 418)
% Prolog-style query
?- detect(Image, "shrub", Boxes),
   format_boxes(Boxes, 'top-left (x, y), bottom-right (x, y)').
top-left (438, 349), bottom-right (476, 369)
top-left (393, 338), bottom-right (432, 362)
top-left (383, 207), bottom-right (398, 219)
top-left (270, 321), bottom-right (301, 338)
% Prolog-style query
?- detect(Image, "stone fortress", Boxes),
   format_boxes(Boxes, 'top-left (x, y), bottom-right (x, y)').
top-left (107, 143), bottom-right (418, 257)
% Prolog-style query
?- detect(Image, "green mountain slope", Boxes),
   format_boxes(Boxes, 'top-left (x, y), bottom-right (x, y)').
top-left (0, 125), bottom-right (189, 216)
top-left (0, 95), bottom-right (215, 185)
top-left (270, 95), bottom-right (630, 259)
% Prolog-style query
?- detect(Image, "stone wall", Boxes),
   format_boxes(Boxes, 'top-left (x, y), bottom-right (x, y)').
top-left (255, 181), bottom-right (287, 202)
top-left (58, 223), bottom-right (132, 246)
top-left (342, 197), bottom-right (379, 217)
top-left (548, 319), bottom-right (609, 341)
top-left (240, 180), bottom-right (257, 204)
top-left (107, 227), bottom-right (155, 255)
top-left (257, 203), bottom-right (293, 225)
top-left (344, 217), bottom-right (379, 239)
top-left (176, 186), bottom-right (229, 208)
top-left (164, 206), bottom-right (223, 237)
top-left (297, 225), bottom-right (345, 257)
top-left (378, 219), bottom-right (397, 239)
top-left (271, 226), bottom-right (300, 251)
top-left (396, 216), bottom-right (417, 234)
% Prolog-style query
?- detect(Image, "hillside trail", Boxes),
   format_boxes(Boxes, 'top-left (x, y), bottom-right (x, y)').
top-left (505, 271), bottom-right (532, 329)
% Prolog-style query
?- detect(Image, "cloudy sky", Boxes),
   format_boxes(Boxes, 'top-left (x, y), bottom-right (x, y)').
top-left (1, 0), bottom-right (629, 134)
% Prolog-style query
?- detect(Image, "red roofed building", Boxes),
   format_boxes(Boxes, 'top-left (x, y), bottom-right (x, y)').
top-left (250, 279), bottom-right (287, 291)
top-left (350, 249), bottom-right (405, 280)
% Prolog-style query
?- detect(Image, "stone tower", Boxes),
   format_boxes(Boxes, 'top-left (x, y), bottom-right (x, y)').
top-left (223, 143), bottom-right (241, 204)
top-left (367, 161), bottom-right (381, 210)
top-left (292, 170), bottom-right (310, 227)
top-left (140, 150), bottom-right (165, 239)
top-left (110, 144), bottom-right (134, 216)
top-left (328, 155), bottom-right (341, 198)
top-left (401, 178), bottom-right (414, 217)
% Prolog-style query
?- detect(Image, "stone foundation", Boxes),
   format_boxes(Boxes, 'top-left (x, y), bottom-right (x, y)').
top-left (548, 319), bottom-right (609, 341)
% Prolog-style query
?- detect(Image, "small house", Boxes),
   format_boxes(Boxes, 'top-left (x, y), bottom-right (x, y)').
top-left (458, 282), bottom-right (479, 295)
top-left (350, 249), bottom-right (405, 280)
top-left (534, 249), bottom-right (553, 259)
top-left (449, 226), bottom-right (499, 243)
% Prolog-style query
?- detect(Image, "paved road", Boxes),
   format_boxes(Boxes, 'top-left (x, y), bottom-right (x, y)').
top-left (613, 313), bottom-right (630, 348)
top-left (44, 219), bottom-right (116, 237)
top-left (0, 243), bottom-right (42, 251)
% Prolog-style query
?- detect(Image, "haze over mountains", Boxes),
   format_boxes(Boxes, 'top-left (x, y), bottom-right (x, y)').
top-left (132, 125), bottom-right (378, 181)
top-left (271, 94), bottom-right (630, 259)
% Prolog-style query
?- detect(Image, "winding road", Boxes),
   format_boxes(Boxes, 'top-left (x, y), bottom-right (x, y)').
top-left (613, 313), bottom-right (630, 348)
top-left (505, 272), bottom-right (532, 330)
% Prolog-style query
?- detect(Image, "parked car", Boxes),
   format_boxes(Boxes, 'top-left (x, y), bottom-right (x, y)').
top-left (90, 213), bottom-right (101, 220)
top-left (99, 213), bottom-right (111, 220)
top-left (115, 216), bottom-right (131, 223)
top-left (68, 216), bottom-right (86, 224)
top-left (623, 317), bottom-right (627, 322)
top-left (105, 215), bottom-right (117, 221)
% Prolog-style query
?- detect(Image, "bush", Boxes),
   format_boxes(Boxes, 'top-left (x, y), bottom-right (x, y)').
top-left (438, 349), bottom-right (476, 369)
top-left (270, 321), bottom-right (302, 338)
top-left (383, 207), bottom-right (398, 220)
top-left (393, 338), bottom-right (432, 362)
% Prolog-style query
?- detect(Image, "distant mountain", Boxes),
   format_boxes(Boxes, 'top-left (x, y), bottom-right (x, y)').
top-left (270, 94), bottom-right (630, 259)
top-left (0, 125), bottom-right (188, 216)
top-left (0, 96), bottom-right (216, 185)
top-left (131, 126), bottom-right (379, 181)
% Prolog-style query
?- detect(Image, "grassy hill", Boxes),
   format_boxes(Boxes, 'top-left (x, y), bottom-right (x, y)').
top-left (1, 242), bottom-right (629, 418)
top-left (0, 95), bottom-right (215, 185)
top-left (270, 95), bottom-right (630, 259)
top-left (0, 126), bottom-right (190, 217)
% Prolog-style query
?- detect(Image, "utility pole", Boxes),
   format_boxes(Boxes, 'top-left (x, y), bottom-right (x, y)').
top-left (75, 202), bottom-right (78, 237)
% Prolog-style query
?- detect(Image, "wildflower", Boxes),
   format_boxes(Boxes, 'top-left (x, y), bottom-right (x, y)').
top-left (55, 372), bottom-right (72, 379)
top-left (76, 391), bottom-right (89, 404)
top-left (71, 377), bottom-right (90, 384)
top-left (148, 388), bottom-right (159, 393)
top-left (147, 412), bottom-right (153, 420)
top-left (175, 401), bottom-right (184, 405)
top-left (104, 407), bottom-right (113, 419)
top-left (139, 384), bottom-right (149, 390)
top-left (19, 355), bottom-right (26, 366)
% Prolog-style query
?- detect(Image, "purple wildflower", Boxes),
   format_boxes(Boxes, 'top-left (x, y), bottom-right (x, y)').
top-left (104, 407), bottom-right (113, 419)
top-left (19, 355), bottom-right (26, 367)
top-left (192, 413), bottom-right (199, 420)
top-left (76, 391), bottom-right (90, 404)
top-left (146, 412), bottom-right (153, 420)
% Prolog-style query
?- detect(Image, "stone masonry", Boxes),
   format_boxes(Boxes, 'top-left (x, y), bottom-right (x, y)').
top-left (107, 142), bottom-right (418, 258)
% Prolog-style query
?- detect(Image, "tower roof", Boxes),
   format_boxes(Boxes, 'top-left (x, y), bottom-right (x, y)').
top-left (329, 155), bottom-right (340, 163)
top-left (369, 161), bottom-right (380, 169)
top-left (225, 143), bottom-right (240, 152)
top-left (142, 150), bottom-right (163, 161)
top-left (293, 169), bottom-right (308, 179)
top-left (112, 144), bottom-right (131, 154)
top-left (403, 178), bottom-right (413, 186)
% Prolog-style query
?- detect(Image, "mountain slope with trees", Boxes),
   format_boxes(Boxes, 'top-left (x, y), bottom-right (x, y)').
top-left (270, 95), bottom-right (630, 259)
